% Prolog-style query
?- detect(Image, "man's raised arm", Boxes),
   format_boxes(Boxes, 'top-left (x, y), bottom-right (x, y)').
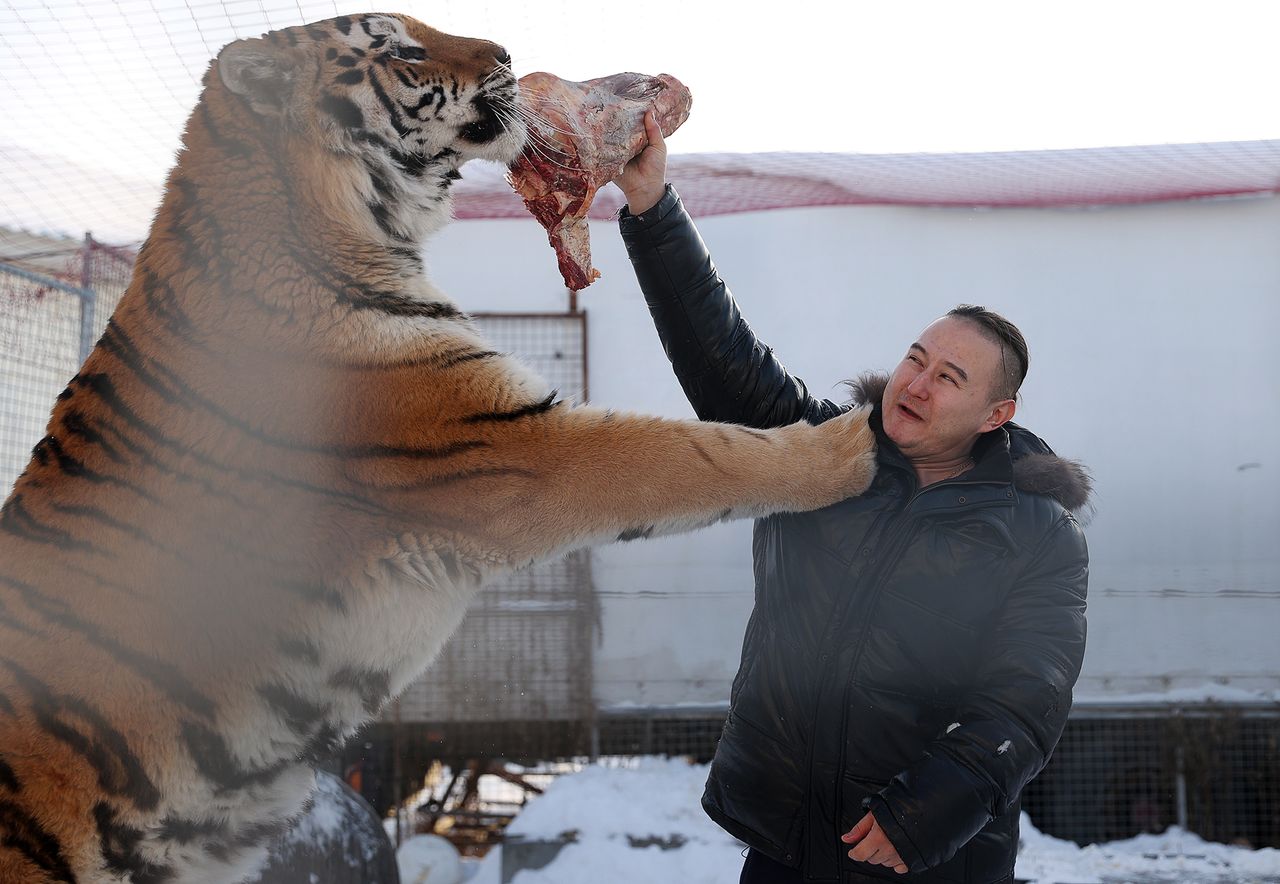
top-left (614, 112), bottom-right (844, 430)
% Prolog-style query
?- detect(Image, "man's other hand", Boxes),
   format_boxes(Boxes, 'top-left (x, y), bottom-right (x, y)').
top-left (841, 811), bottom-right (908, 875)
top-left (613, 108), bottom-right (667, 214)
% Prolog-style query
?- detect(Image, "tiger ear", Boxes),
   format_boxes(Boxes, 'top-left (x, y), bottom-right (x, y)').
top-left (218, 37), bottom-right (296, 116)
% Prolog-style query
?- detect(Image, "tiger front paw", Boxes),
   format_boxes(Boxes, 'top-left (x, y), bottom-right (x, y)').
top-left (816, 405), bottom-right (878, 503)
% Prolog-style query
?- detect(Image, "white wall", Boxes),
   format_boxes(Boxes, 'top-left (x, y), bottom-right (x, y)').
top-left (424, 190), bottom-right (1280, 706)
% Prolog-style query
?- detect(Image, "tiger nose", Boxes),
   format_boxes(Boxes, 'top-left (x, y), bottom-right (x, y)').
top-left (493, 46), bottom-right (512, 67)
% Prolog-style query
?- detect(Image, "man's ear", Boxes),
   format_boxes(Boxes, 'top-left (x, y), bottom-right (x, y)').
top-left (981, 398), bottom-right (1017, 433)
top-left (218, 37), bottom-right (297, 116)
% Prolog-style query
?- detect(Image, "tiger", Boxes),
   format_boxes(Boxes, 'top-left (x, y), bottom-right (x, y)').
top-left (0, 12), bottom-right (877, 883)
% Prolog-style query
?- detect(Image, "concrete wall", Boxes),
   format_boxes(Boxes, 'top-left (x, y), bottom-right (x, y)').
top-left (424, 190), bottom-right (1280, 707)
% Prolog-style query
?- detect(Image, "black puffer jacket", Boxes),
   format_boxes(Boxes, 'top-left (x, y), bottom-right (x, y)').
top-left (620, 186), bottom-right (1091, 884)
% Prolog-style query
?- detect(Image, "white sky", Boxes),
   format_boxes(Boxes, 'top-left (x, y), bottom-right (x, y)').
top-left (2, 0), bottom-right (1280, 234)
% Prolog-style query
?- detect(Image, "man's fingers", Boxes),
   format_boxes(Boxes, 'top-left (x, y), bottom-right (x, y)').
top-left (848, 841), bottom-right (903, 867)
top-left (876, 850), bottom-right (900, 867)
top-left (847, 842), bottom-right (879, 863)
top-left (846, 832), bottom-right (887, 863)
top-left (840, 812), bottom-right (875, 843)
top-left (842, 813), bottom-right (906, 870)
top-left (644, 107), bottom-right (665, 144)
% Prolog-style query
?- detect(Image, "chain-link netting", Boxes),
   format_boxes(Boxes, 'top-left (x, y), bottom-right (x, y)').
top-left (344, 709), bottom-right (1280, 849)
top-left (0, 243), bottom-right (601, 742)
top-left (0, 234), bottom-right (134, 497)
top-left (452, 142), bottom-right (1280, 220)
top-left (0, 268), bottom-right (83, 493)
top-left (5, 251), bottom-right (1278, 853)
top-left (389, 313), bottom-right (596, 759)
top-left (393, 550), bottom-right (596, 727)
top-left (2, 3), bottom-right (1276, 847)
top-left (5, 2), bottom-right (1280, 242)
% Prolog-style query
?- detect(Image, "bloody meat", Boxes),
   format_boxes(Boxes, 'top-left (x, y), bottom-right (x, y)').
top-left (509, 71), bottom-right (692, 290)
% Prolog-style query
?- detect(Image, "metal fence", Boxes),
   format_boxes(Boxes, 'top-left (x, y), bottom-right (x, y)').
top-left (1026, 706), bottom-right (1280, 848)
top-left (0, 234), bottom-right (133, 497)
top-left (4, 246), bottom-right (1278, 849)
top-left (350, 705), bottom-right (1280, 850)
top-left (0, 242), bottom-right (602, 752)
top-left (595, 706), bottom-right (1280, 850)
top-left (389, 311), bottom-right (594, 745)
top-left (380, 311), bottom-right (599, 806)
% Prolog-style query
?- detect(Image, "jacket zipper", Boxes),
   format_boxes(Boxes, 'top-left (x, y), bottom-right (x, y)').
top-left (827, 475), bottom-right (1000, 873)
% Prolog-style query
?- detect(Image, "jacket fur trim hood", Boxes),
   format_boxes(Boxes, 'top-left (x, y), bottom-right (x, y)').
top-left (845, 371), bottom-right (1094, 516)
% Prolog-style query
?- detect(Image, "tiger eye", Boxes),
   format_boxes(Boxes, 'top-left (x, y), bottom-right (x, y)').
top-left (392, 45), bottom-right (427, 62)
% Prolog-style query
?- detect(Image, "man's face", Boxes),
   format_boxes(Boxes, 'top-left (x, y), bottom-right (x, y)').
top-left (880, 316), bottom-right (1016, 460)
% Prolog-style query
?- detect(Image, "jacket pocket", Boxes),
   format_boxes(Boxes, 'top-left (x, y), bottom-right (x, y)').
top-left (935, 520), bottom-right (1015, 559)
top-left (705, 713), bottom-right (806, 858)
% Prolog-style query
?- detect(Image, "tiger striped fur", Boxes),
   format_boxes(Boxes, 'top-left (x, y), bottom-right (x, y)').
top-left (0, 13), bottom-right (877, 883)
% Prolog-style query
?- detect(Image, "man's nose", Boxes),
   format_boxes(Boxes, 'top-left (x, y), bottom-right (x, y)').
top-left (905, 374), bottom-right (930, 398)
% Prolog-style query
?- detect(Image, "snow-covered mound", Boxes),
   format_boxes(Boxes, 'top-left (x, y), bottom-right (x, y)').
top-left (497, 757), bottom-right (744, 884)
top-left (507, 757), bottom-right (722, 843)
top-left (1017, 813), bottom-right (1280, 883)
top-left (476, 757), bottom-right (1280, 884)
top-left (398, 834), bottom-right (464, 884)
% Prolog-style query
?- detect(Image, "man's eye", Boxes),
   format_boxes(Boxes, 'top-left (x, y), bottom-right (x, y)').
top-left (390, 45), bottom-right (427, 61)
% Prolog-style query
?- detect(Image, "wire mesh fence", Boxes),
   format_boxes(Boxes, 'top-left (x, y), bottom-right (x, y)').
top-left (343, 707), bottom-right (1280, 850)
top-left (0, 266), bottom-right (84, 492)
top-left (1025, 707), bottom-right (1280, 849)
top-left (0, 233), bottom-right (134, 497)
top-left (385, 310), bottom-right (598, 768)
top-left (395, 552), bottom-right (596, 726)
top-left (2, 240), bottom-right (1277, 850)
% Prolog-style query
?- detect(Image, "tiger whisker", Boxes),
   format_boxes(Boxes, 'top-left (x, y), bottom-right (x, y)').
top-left (505, 101), bottom-right (582, 140)
top-left (502, 114), bottom-right (577, 172)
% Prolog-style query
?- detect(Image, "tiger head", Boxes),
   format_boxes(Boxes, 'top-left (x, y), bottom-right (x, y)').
top-left (215, 12), bottom-right (526, 170)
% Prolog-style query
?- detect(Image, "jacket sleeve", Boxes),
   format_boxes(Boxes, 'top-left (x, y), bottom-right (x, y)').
top-left (618, 184), bottom-right (845, 429)
top-left (866, 511), bottom-right (1089, 873)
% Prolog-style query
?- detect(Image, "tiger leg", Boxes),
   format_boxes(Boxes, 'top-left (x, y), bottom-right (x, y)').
top-left (386, 403), bottom-right (877, 566)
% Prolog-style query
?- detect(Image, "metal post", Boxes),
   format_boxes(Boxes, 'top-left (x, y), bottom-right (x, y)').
top-left (80, 233), bottom-right (94, 291)
top-left (77, 294), bottom-right (96, 365)
top-left (577, 309), bottom-right (589, 405)
top-left (79, 233), bottom-right (96, 364)
top-left (392, 698), bottom-right (404, 847)
top-left (1175, 744), bottom-right (1189, 832)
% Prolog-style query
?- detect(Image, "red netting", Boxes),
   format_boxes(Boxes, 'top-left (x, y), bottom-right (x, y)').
top-left (453, 140), bottom-right (1280, 221)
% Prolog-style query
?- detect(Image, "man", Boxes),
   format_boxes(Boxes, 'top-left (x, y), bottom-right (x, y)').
top-left (613, 112), bottom-right (1091, 884)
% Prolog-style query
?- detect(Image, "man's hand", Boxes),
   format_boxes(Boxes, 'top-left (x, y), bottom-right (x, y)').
top-left (612, 108), bottom-right (667, 214)
top-left (842, 811), bottom-right (908, 875)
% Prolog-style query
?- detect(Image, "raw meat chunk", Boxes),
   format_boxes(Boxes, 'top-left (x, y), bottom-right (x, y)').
top-left (510, 71), bottom-right (692, 290)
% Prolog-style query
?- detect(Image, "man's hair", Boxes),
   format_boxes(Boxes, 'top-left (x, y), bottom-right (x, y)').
top-left (946, 304), bottom-right (1028, 401)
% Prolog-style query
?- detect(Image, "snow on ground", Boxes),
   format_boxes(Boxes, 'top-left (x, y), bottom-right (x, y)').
top-left (1018, 814), bottom-right (1280, 883)
top-left (460, 757), bottom-right (1280, 884)
top-left (397, 834), bottom-right (465, 884)
top-left (504, 757), bottom-right (724, 844)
